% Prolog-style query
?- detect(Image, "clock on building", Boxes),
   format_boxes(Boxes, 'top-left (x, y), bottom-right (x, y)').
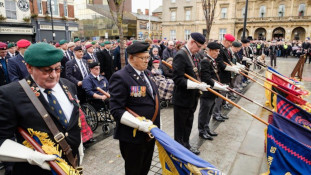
top-left (17, 0), bottom-right (29, 12)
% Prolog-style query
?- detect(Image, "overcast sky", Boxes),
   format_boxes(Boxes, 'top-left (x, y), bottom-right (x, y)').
top-left (132, 0), bottom-right (162, 14)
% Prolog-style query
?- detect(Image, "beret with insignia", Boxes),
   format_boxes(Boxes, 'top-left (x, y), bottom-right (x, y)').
top-left (74, 46), bottom-right (83, 51)
top-left (207, 42), bottom-right (220, 50)
top-left (0, 42), bottom-right (7, 50)
top-left (59, 39), bottom-right (68, 45)
top-left (126, 42), bottom-right (150, 55)
top-left (241, 38), bottom-right (250, 43)
top-left (190, 32), bottom-right (206, 45)
top-left (16, 39), bottom-right (31, 48)
top-left (7, 43), bottom-right (15, 49)
top-left (74, 38), bottom-right (80, 43)
top-left (24, 43), bottom-right (63, 67)
top-left (224, 34), bottom-right (235, 42)
top-left (232, 41), bottom-right (242, 47)
top-left (89, 62), bottom-right (100, 69)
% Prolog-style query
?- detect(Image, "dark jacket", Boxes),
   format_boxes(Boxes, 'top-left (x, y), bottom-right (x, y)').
top-left (113, 46), bottom-right (121, 70)
top-left (162, 48), bottom-right (176, 61)
top-left (96, 49), bottom-right (115, 80)
top-left (216, 44), bottom-right (232, 84)
top-left (269, 45), bottom-right (278, 56)
top-left (200, 56), bottom-right (219, 99)
top-left (82, 74), bottom-right (109, 98)
top-left (83, 52), bottom-right (98, 63)
top-left (0, 56), bottom-right (9, 85)
top-left (65, 58), bottom-right (89, 85)
top-left (109, 64), bottom-right (160, 143)
top-left (172, 47), bottom-right (200, 108)
top-left (0, 77), bottom-right (81, 175)
top-left (162, 63), bottom-right (173, 78)
top-left (7, 54), bottom-right (29, 82)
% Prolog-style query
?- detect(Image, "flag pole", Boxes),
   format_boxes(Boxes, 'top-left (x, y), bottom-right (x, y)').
top-left (162, 61), bottom-right (269, 126)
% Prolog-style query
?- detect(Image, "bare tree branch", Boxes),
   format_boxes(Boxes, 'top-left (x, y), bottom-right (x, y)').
top-left (201, 0), bottom-right (218, 41)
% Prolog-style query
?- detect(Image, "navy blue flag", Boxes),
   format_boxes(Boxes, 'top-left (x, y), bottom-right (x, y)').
top-left (276, 94), bottom-right (311, 130)
top-left (150, 127), bottom-right (224, 175)
top-left (270, 112), bottom-right (311, 148)
top-left (265, 125), bottom-right (311, 174)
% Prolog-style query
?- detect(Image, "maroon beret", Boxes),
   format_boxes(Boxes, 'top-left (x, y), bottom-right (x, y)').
top-left (224, 34), bottom-right (235, 42)
top-left (55, 43), bottom-right (60, 47)
top-left (0, 42), bottom-right (7, 50)
top-left (16, 39), bottom-right (31, 48)
top-left (85, 44), bottom-right (93, 49)
top-left (153, 60), bottom-right (160, 64)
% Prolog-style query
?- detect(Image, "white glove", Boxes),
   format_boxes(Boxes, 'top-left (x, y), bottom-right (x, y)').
top-left (236, 62), bottom-right (246, 69)
top-left (0, 139), bottom-right (56, 170)
top-left (78, 140), bottom-right (84, 166)
top-left (120, 111), bottom-right (153, 133)
top-left (242, 57), bottom-right (252, 62)
top-left (246, 60), bottom-right (253, 64)
top-left (186, 80), bottom-right (210, 91)
top-left (213, 82), bottom-right (229, 91)
top-left (225, 65), bottom-right (240, 74)
top-left (250, 54), bottom-right (253, 57)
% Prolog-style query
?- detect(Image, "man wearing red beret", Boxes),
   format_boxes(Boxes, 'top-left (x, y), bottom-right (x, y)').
top-left (7, 39), bottom-right (31, 82)
top-left (0, 42), bottom-right (10, 86)
top-left (83, 44), bottom-right (97, 63)
top-left (212, 34), bottom-right (241, 121)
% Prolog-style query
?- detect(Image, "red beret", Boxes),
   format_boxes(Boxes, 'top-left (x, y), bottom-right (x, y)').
top-left (0, 42), bottom-right (7, 50)
top-left (153, 60), bottom-right (160, 64)
top-left (153, 39), bottom-right (158, 43)
top-left (127, 41), bottom-right (132, 46)
top-left (85, 44), bottom-right (93, 49)
top-left (16, 39), bottom-right (31, 48)
top-left (224, 34), bottom-right (235, 42)
top-left (55, 43), bottom-right (60, 47)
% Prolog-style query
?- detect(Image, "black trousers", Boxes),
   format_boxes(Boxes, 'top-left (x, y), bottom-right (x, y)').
top-left (174, 100), bottom-right (198, 149)
top-left (119, 139), bottom-right (155, 175)
top-left (198, 97), bottom-right (216, 134)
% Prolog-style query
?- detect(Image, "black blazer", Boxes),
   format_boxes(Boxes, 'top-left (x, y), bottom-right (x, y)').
top-left (0, 76), bottom-right (81, 175)
top-left (172, 47), bottom-right (200, 108)
top-left (7, 54), bottom-right (29, 82)
top-left (83, 52), bottom-right (97, 62)
top-left (65, 58), bottom-right (89, 85)
top-left (216, 44), bottom-right (232, 84)
top-left (109, 64), bottom-right (160, 144)
top-left (200, 56), bottom-right (219, 99)
top-left (96, 49), bottom-right (114, 80)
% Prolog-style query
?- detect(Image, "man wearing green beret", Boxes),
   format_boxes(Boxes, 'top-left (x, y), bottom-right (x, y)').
top-left (96, 40), bottom-right (115, 80)
top-left (0, 43), bottom-right (84, 174)
top-left (6, 43), bottom-right (17, 59)
top-left (59, 39), bottom-right (71, 78)
top-left (74, 38), bottom-right (81, 46)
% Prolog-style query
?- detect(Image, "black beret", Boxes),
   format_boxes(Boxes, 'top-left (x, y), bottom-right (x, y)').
top-left (126, 42), bottom-right (150, 55)
top-left (190, 32), bottom-right (206, 45)
top-left (241, 39), bottom-right (250, 43)
top-left (232, 41), bottom-right (242, 47)
top-left (74, 46), bottom-right (82, 51)
top-left (207, 42), bottom-right (220, 50)
top-left (89, 62), bottom-right (100, 68)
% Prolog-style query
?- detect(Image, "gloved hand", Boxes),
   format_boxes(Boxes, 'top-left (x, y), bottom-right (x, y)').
top-left (0, 139), bottom-right (57, 170)
top-left (187, 80), bottom-right (210, 91)
top-left (236, 62), bottom-right (246, 69)
top-left (242, 57), bottom-right (252, 62)
top-left (247, 60), bottom-right (253, 64)
top-left (120, 111), bottom-right (153, 133)
top-left (225, 65), bottom-right (240, 74)
top-left (138, 120), bottom-right (153, 133)
top-left (78, 141), bottom-right (84, 166)
top-left (213, 82), bottom-right (229, 92)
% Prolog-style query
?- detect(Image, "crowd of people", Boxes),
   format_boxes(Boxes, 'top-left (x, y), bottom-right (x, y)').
top-left (0, 33), bottom-right (310, 175)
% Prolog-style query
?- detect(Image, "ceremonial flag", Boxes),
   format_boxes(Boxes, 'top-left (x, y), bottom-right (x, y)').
top-left (265, 125), bottom-right (311, 175)
top-left (150, 127), bottom-right (224, 175)
top-left (267, 66), bottom-right (300, 84)
top-left (276, 94), bottom-right (311, 131)
top-left (269, 112), bottom-right (311, 148)
top-left (265, 71), bottom-right (275, 108)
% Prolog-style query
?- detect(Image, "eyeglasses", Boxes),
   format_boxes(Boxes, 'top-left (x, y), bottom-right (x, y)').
top-left (194, 41), bottom-right (202, 48)
top-left (134, 55), bottom-right (150, 61)
top-left (37, 66), bottom-right (62, 74)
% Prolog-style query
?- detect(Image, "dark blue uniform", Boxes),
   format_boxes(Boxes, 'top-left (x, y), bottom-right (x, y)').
top-left (82, 74), bottom-right (108, 97)
top-left (109, 64), bottom-right (160, 175)
top-left (0, 56), bottom-right (9, 85)
top-left (7, 54), bottom-right (29, 82)
top-left (82, 53), bottom-right (97, 62)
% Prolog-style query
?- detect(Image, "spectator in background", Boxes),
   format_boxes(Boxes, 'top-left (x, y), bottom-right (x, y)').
top-left (148, 47), bottom-right (161, 70)
top-left (162, 41), bottom-right (176, 61)
top-left (162, 57), bottom-right (173, 79)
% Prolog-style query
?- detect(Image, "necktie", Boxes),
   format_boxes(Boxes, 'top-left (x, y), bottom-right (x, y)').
top-left (80, 60), bottom-right (88, 78)
top-left (91, 54), bottom-right (96, 61)
top-left (44, 89), bottom-right (68, 128)
top-left (139, 71), bottom-right (153, 98)
top-left (66, 51), bottom-right (70, 60)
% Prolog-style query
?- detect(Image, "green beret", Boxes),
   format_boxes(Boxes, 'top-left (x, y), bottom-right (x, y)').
top-left (104, 41), bottom-right (111, 45)
top-left (133, 40), bottom-right (138, 43)
top-left (59, 39), bottom-right (68, 45)
top-left (100, 43), bottom-right (105, 47)
top-left (24, 43), bottom-right (63, 67)
top-left (7, 43), bottom-right (15, 49)
top-left (91, 41), bottom-right (96, 45)
top-left (74, 38), bottom-right (80, 43)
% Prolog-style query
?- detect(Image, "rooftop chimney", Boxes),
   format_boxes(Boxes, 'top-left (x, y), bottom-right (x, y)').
top-left (137, 9), bottom-right (142, 15)
top-left (145, 9), bottom-right (149, 16)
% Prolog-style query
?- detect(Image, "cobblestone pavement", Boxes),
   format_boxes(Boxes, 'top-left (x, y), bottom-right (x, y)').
top-left (0, 57), bottom-right (310, 175)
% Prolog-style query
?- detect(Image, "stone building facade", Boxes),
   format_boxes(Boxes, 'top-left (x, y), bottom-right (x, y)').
top-left (162, 0), bottom-right (311, 41)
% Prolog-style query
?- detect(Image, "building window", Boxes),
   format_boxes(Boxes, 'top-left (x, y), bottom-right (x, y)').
top-left (219, 28), bottom-right (226, 40)
top-left (242, 7), bottom-right (245, 18)
top-left (298, 4), bottom-right (306, 16)
top-left (278, 5), bottom-right (285, 17)
top-left (185, 9), bottom-right (191, 21)
top-left (5, 0), bottom-right (17, 19)
top-left (259, 6), bottom-right (266, 17)
top-left (171, 0), bottom-right (176, 3)
top-left (47, 0), bottom-right (59, 16)
top-left (37, 0), bottom-right (42, 14)
top-left (64, 0), bottom-right (68, 16)
top-left (185, 30), bottom-right (191, 40)
top-left (170, 30), bottom-right (176, 40)
top-left (171, 11), bottom-right (176, 21)
top-left (221, 8), bottom-right (227, 19)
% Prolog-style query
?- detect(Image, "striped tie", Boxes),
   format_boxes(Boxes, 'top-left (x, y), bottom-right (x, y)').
top-left (80, 60), bottom-right (88, 78)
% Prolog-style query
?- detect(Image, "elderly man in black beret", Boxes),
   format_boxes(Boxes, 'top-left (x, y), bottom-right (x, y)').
top-left (172, 32), bottom-right (210, 155)
top-left (109, 41), bottom-right (160, 175)
top-left (0, 43), bottom-right (83, 174)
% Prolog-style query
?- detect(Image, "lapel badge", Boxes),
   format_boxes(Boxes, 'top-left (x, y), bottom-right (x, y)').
top-left (27, 80), bottom-right (31, 85)
top-left (133, 74), bottom-right (136, 77)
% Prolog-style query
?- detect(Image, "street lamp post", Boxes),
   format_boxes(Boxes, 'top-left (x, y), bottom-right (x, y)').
top-left (242, 0), bottom-right (248, 40)
top-left (48, 0), bottom-right (55, 42)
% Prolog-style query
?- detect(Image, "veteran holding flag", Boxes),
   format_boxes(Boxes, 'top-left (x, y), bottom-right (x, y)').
top-left (0, 43), bottom-right (83, 174)
top-left (109, 41), bottom-right (160, 175)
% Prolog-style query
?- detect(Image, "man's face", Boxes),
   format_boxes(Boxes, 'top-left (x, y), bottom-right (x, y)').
top-left (19, 47), bottom-right (28, 55)
top-left (130, 52), bottom-right (150, 71)
top-left (8, 47), bottom-right (15, 54)
top-left (75, 41), bottom-right (81, 46)
top-left (74, 50), bottom-right (83, 59)
top-left (90, 66), bottom-right (100, 76)
top-left (61, 43), bottom-right (68, 50)
top-left (168, 43), bottom-right (174, 50)
top-left (0, 49), bottom-right (7, 57)
top-left (189, 39), bottom-right (202, 53)
top-left (87, 47), bottom-right (94, 53)
top-left (27, 62), bottom-right (61, 89)
top-left (152, 48), bottom-right (159, 55)
top-left (223, 40), bottom-right (232, 48)
top-left (105, 44), bottom-right (112, 50)
top-left (209, 49), bottom-right (220, 59)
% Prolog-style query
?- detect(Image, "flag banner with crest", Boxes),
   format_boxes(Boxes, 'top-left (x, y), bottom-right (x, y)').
top-left (269, 112), bottom-right (311, 148)
top-left (267, 66), bottom-right (300, 85)
top-left (265, 125), bottom-right (311, 175)
top-left (276, 94), bottom-right (311, 131)
top-left (150, 127), bottom-right (224, 175)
